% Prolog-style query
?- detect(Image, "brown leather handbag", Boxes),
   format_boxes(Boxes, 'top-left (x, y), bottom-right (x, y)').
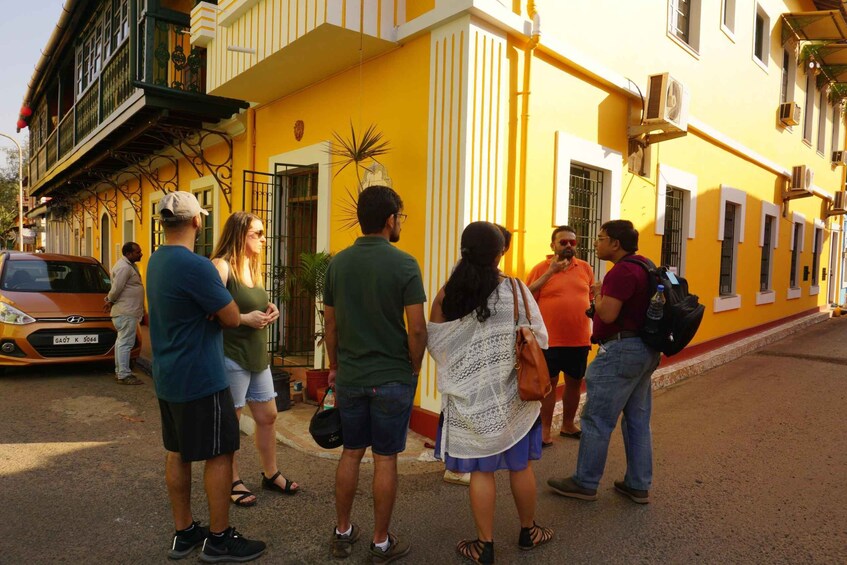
top-left (510, 278), bottom-right (552, 401)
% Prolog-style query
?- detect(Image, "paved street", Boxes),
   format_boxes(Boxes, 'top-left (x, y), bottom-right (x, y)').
top-left (1, 319), bottom-right (846, 564)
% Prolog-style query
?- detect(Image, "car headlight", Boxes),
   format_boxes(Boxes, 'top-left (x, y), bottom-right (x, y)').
top-left (0, 302), bottom-right (35, 325)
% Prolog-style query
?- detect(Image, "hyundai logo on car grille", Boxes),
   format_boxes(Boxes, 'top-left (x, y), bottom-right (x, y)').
top-left (66, 316), bottom-right (85, 324)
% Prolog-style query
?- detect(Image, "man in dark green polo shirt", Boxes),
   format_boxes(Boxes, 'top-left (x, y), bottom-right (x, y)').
top-left (324, 185), bottom-right (427, 563)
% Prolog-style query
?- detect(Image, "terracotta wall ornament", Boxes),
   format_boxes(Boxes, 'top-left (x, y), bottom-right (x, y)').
top-left (294, 120), bottom-right (304, 141)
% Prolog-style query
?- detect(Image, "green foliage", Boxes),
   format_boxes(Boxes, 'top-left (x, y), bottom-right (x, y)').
top-left (288, 251), bottom-right (332, 368)
top-left (0, 146), bottom-right (26, 249)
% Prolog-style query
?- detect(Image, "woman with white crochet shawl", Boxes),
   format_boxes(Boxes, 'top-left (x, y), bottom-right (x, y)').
top-left (429, 222), bottom-right (554, 564)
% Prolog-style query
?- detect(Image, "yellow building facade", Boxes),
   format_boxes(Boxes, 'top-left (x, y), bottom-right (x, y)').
top-left (26, 0), bottom-right (847, 435)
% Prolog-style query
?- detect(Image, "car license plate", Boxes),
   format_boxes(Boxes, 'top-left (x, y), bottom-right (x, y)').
top-left (53, 334), bottom-right (99, 345)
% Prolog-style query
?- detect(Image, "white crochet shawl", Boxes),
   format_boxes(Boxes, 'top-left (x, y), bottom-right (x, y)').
top-left (427, 278), bottom-right (549, 459)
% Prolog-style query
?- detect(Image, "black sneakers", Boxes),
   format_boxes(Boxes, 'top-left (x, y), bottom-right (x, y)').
top-left (200, 527), bottom-right (267, 563)
top-left (168, 521), bottom-right (208, 560)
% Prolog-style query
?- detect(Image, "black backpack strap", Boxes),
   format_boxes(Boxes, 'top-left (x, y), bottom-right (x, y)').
top-left (619, 255), bottom-right (656, 273)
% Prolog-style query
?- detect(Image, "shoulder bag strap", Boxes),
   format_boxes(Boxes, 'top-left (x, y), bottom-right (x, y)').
top-left (510, 277), bottom-right (519, 327)
top-left (516, 279), bottom-right (533, 325)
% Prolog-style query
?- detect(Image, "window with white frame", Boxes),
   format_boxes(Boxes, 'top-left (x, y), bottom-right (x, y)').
top-left (833, 102), bottom-right (842, 155)
top-left (818, 90), bottom-right (828, 154)
top-left (789, 213), bottom-right (805, 295)
top-left (780, 49), bottom-right (796, 104)
top-left (656, 164), bottom-right (697, 277)
top-left (151, 197), bottom-right (165, 253)
top-left (811, 223), bottom-right (823, 291)
top-left (715, 185), bottom-right (746, 312)
top-left (759, 205), bottom-right (778, 294)
top-left (804, 74), bottom-right (815, 142)
top-left (554, 131), bottom-right (623, 275)
top-left (669, 0), bottom-right (701, 52)
top-left (193, 187), bottom-right (215, 258)
top-left (753, 4), bottom-right (770, 68)
top-left (722, 0), bottom-right (736, 36)
top-left (123, 215), bottom-right (134, 245)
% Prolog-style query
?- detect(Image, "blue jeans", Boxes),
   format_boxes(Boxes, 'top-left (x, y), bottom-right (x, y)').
top-left (223, 357), bottom-right (275, 408)
top-left (574, 338), bottom-right (660, 491)
top-left (335, 379), bottom-right (417, 456)
top-left (112, 315), bottom-right (138, 379)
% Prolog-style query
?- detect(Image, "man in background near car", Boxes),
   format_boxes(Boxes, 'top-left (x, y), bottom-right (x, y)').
top-left (547, 220), bottom-right (661, 505)
top-left (105, 241), bottom-right (145, 385)
top-left (324, 185), bottom-right (427, 563)
top-left (526, 226), bottom-right (594, 445)
top-left (147, 191), bottom-right (266, 562)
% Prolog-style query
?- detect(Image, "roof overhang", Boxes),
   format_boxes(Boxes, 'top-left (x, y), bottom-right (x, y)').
top-left (781, 10), bottom-right (847, 44)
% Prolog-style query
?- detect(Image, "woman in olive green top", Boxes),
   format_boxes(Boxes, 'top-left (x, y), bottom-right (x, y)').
top-left (211, 212), bottom-right (299, 507)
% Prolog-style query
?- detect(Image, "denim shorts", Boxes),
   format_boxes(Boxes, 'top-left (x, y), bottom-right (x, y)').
top-left (224, 357), bottom-right (276, 409)
top-left (335, 379), bottom-right (418, 456)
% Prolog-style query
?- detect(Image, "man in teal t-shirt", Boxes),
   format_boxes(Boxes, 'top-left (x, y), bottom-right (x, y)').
top-left (146, 191), bottom-right (266, 562)
top-left (324, 185), bottom-right (427, 562)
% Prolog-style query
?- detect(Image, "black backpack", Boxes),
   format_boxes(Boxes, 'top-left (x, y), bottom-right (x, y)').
top-left (620, 257), bottom-right (705, 356)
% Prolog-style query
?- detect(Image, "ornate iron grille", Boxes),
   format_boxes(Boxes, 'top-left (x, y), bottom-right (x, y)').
top-left (152, 19), bottom-right (205, 93)
top-left (245, 163), bottom-right (319, 365)
top-left (151, 200), bottom-right (164, 252)
top-left (569, 165), bottom-right (604, 274)
top-left (790, 223), bottom-right (801, 288)
top-left (760, 215), bottom-right (774, 291)
top-left (719, 203), bottom-right (736, 296)
top-left (661, 187), bottom-right (684, 272)
top-left (102, 42), bottom-right (132, 117)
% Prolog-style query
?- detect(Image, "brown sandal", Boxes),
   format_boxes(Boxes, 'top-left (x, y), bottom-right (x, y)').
top-left (456, 539), bottom-right (494, 564)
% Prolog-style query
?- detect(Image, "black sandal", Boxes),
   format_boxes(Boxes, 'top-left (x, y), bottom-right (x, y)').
top-left (230, 480), bottom-right (257, 507)
top-left (261, 471), bottom-right (299, 495)
top-left (518, 522), bottom-right (553, 550)
top-left (456, 539), bottom-right (494, 564)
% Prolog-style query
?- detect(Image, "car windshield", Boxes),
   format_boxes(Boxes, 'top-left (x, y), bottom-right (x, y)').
top-left (1, 260), bottom-right (112, 293)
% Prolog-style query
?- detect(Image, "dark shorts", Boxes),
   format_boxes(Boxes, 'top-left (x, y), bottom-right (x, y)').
top-left (158, 388), bottom-right (240, 462)
top-left (544, 346), bottom-right (590, 380)
top-left (335, 380), bottom-right (417, 456)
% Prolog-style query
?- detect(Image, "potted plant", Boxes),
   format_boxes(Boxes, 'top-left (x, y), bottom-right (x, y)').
top-left (293, 250), bottom-right (332, 401)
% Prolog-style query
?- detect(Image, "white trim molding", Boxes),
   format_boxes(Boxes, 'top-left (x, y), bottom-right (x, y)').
top-left (656, 164), bottom-right (697, 238)
top-left (554, 131), bottom-right (622, 226)
top-left (718, 185), bottom-right (747, 242)
top-left (787, 287), bottom-right (802, 299)
top-left (755, 290), bottom-right (775, 305)
top-left (759, 201), bottom-right (780, 248)
top-left (714, 294), bottom-right (741, 312)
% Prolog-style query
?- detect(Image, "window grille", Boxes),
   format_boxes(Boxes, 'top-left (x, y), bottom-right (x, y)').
top-left (760, 215), bottom-right (773, 291)
top-left (193, 188), bottom-right (214, 258)
top-left (151, 200), bottom-right (164, 252)
top-left (719, 202), bottom-right (736, 296)
top-left (790, 223), bottom-right (801, 287)
top-left (568, 165), bottom-right (604, 275)
top-left (804, 75), bottom-right (814, 142)
top-left (818, 90), bottom-right (827, 153)
top-left (246, 164), bottom-right (319, 365)
top-left (812, 228), bottom-right (822, 285)
top-left (754, 11), bottom-right (765, 61)
top-left (661, 187), bottom-right (684, 272)
top-left (781, 50), bottom-right (790, 103)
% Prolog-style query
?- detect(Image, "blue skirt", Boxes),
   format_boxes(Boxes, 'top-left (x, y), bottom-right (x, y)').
top-left (434, 414), bottom-right (542, 473)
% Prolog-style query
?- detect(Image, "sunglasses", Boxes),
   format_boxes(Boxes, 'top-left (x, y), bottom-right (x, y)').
top-left (558, 239), bottom-right (577, 246)
top-left (249, 229), bottom-right (265, 238)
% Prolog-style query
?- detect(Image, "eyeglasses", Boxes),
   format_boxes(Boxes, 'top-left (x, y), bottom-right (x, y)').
top-left (394, 213), bottom-right (408, 223)
top-left (595, 236), bottom-right (610, 242)
top-left (558, 239), bottom-right (577, 246)
top-left (248, 229), bottom-right (265, 239)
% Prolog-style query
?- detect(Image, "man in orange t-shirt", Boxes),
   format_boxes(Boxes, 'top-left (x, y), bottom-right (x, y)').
top-left (526, 226), bottom-right (594, 446)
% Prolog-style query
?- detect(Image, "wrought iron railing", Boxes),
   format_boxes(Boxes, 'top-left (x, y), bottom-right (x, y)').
top-left (102, 42), bottom-right (133, 117)
top-left (58, 112), bottom-right (74, 160)
top-left (46, 130), bottom-right (58, 168)
top-left (76, 82), bottom-right (100, 142)
top-left (147, 15), bottom-right (206, 93)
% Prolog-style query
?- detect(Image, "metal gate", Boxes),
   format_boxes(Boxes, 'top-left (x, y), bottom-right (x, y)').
top-left (569, 165), bottom-right (604, 274)
top-left (243, 163), bottom-right (319, 366)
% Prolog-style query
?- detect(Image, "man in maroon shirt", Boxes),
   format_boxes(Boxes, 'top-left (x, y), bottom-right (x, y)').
top-left (547, 220), bottom-right (661, 504)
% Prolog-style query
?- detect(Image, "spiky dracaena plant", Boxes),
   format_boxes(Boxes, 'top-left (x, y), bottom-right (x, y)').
top-left (327, 123), bottom-right (391, 230)
top-left (294, 251), bottom-right (332, 369)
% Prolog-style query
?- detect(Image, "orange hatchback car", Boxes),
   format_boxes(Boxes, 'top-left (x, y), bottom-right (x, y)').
top-left (0, 251), bottom-right (140, 371)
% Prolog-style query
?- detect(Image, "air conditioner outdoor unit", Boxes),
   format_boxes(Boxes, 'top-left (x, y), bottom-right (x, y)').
top-left (790, 165), bottom-right (814, 191)
top-left (644, 73), bottom-right (690, 132)
top-left (834, 190), bottom-right (847, 211)
top-left (779, 102), bottom-right (801, 126)
top-left (833, 151), bottom-right (847, 166)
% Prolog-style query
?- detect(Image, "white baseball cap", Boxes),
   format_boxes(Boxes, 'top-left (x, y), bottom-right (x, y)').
top-left (158, 191), bottom-right (209, 222)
